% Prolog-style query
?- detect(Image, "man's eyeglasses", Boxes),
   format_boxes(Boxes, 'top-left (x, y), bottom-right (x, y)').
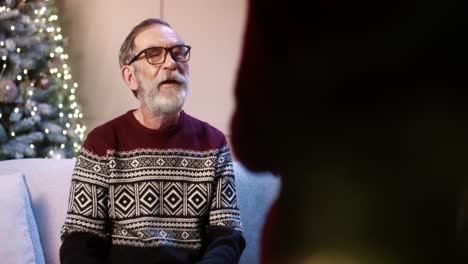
top-left (127, 45), bottom-right (191, 65)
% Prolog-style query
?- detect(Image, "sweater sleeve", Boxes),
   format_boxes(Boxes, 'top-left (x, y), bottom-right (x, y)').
top-left (59, 136), bottom-right (111, 264)
top-left (198, 145), bottom-right (246, 263)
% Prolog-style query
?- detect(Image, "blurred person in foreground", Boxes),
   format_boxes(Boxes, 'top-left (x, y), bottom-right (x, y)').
top-left (231, 0), bottom-right (467, 263)
top-left (60, 18), bottom-right (245, 264)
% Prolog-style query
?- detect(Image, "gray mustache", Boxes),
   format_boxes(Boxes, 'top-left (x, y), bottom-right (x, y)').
top-left (159, 73), bottom-right (186, 83)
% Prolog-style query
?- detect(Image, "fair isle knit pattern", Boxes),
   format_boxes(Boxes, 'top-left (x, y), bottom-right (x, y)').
top-left (62, 141), bottom-right (242, 250)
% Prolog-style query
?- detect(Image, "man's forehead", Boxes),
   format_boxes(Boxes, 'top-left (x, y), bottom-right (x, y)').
top-left (134, 24), bottom-right (183, 49)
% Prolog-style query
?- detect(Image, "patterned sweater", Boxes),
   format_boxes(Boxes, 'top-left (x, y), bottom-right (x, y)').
top-left (60, 110), bottom-right (245, 264)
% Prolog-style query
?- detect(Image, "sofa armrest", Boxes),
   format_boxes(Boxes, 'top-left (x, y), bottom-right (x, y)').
top-left (0, 158), bottom-right (75, 264)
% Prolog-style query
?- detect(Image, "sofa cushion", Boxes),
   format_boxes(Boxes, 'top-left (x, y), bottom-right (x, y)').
top-left (0, 172), bottom-right (46, 264)
top-left (234, 161), bottom-right (280, 264)
top-left (0, 158), bottom-right (75, 264)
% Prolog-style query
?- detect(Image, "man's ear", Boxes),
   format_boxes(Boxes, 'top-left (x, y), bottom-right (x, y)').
top-left (121, 65), bottom-right (138, 92)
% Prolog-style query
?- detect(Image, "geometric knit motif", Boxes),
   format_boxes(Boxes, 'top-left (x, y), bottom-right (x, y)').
top-left (61, 145), bottom-right (242, 250)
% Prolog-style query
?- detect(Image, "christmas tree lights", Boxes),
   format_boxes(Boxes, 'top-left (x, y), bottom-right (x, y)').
top-left (0, 0), bottom-right (86, 159)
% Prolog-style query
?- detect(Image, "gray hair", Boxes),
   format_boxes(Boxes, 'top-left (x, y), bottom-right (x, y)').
top-left (119, 18), bottom-right (172, 97)
top-left (118, 18), bottom-right (172, 67)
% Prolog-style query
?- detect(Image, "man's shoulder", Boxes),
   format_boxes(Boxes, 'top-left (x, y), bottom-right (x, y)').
top-left (81, 111), bottom-right (132, 154)
top-left (183, 111), bottom-right (225, 137)
top-left (182, 111), bottom-right (228, 149)
top-left (88, 112), bottom-right (129, 136)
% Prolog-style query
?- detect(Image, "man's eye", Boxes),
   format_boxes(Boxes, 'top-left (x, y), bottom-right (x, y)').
top-left (147, 48), bottom-right (164, 58)
top-left (171, 47), bottom-right (186, 58)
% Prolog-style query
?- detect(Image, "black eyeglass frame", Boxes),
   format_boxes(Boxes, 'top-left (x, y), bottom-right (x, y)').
top-left (126, 45), bottom-right (191, 65)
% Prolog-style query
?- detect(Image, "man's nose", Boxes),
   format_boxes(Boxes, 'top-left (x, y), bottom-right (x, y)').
top-left (161, 52), bottom-right (177, 70)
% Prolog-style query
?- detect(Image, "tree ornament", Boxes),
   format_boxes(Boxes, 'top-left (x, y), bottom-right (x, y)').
top-left (0, 79), bottom-right (18, 103)
top-left (16, 1), bottom-right (28, 12)
top-left (38, 77), bottom-right (50, 89)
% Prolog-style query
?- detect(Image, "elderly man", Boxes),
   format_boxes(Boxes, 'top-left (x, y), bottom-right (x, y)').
top-left (60, 18), bottom-right (245, 264)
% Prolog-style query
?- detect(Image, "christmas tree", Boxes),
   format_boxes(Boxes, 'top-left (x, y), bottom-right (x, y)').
top-left (0, 0), bottom-right (86, 160)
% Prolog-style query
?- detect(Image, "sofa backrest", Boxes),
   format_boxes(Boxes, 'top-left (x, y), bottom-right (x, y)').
top-left (234, 162), bottom-right (280, 264)
top-left (0, 158), bottom-right (280, 264)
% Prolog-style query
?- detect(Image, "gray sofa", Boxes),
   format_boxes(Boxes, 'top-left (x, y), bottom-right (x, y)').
top-left (0, 158), bottom-right (280, 264)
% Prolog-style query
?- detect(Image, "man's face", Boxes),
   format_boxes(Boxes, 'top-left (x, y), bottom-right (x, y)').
top-left (133, 24), bottom-right (190, 116)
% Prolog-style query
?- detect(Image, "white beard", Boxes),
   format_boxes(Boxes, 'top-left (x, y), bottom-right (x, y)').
top-left (136, 71), bottom-right (189, 117)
